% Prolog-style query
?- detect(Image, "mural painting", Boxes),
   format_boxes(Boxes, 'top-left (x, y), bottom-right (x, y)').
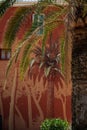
top-left (0, 6), bottom-right (72, 130)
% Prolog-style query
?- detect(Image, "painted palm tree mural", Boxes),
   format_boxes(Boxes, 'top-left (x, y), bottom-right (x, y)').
top-left (0, 0), bottom-right (87, 130)
top-left (28, 36), bottom-right (64, 118)
top-left (0, 1), bottom-right (71, 130)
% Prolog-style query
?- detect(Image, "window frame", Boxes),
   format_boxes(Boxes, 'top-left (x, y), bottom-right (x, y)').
top-left (32, 13), bottom-right (45, 35)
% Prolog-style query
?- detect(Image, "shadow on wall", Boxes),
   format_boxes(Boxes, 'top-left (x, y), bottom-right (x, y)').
top-left (0, 115), bottom-right (2, 130)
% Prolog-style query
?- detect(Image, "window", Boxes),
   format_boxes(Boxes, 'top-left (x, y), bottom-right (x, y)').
top-left (0, 49), bottom-right (11, 60)
top-left (33, 14), bottom-right (44, 35)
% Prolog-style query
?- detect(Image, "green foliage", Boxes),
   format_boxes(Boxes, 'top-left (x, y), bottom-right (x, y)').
top-left (60, 38), bottom-right (65, 73)
top-left (20, 35), bottom-right (42, 79)
top-left (40, 118), bottom-right (69, 130)
top-left (83, 4), bottom-right (87, 17)
top-left (0, 0), bottom-right (15, 17)
top-left (3, 7), bottom-right (34, 48)
top-left (3, 1), bottom-right (67, 78)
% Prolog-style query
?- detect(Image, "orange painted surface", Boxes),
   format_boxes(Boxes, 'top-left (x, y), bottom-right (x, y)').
top-left (0, 6), bottom-right (72, 130)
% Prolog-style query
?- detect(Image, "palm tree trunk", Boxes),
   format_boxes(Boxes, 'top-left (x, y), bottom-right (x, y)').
top-left (15, 105), bottom-right (26, 127)
top-left (0, 92), bottom-right (3, 130)
top-left (25, 83), bottom-right (33, 130)
top-left (72, 29), bottom-right (87, 130)
top-left (64, 17), bottom-right (72, 88)
top-left (47, 77), bottom-right (54, 118)
top-left (68, 2), bottom-right (87, 128)
top-left (9, 65), bottom-right (18, 130)
top-left (31, 88), bottom-right (44, 121)
top-left (61, 96), bottom-right (67, 120)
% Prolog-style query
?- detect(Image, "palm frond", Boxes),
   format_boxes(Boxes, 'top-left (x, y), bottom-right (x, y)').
top-left (3, 1), bottom-right (50, 48)
top-left (44, 5), bottom-right (67, 31)
top-left (3, 7), bottom-right (34, 48)
top-left (33, 46), bottom-right (42, 56)
top-left (42, 28), bottom-right (49, 55)
top-left (41, 6), bottom-right (65, 54)
top-left (0, 0), bottom-right (15, 17)
top-left (45, 6), bottom-right (65, 20)
top-left (4, 1), bottom-right (67, 81)
top-left (60, 37), bottom-right (65, 73)
top-left (41, 18), bottom-right (63, 55)
top-left (34, 0), bottom-right (52, 14)
top-left (21, 1), bottom-right (64, 41)
top-left (83, 4), bottom-right (87, 17)
top-left (5, 18), bottom-right (45, 78)
top-left (23, 14), bottom-right (41, 39)
top-left (5, 50), bottom-right (16, 78)
top-left (20, 35), bottom-right (42, 79)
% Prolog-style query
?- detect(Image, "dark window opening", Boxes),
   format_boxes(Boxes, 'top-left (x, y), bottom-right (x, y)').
top-left (0, 49), bottom-right (11, 60)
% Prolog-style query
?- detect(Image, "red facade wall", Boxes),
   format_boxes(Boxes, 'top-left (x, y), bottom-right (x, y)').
top-left (0, 6), bottom-right (72, 130)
